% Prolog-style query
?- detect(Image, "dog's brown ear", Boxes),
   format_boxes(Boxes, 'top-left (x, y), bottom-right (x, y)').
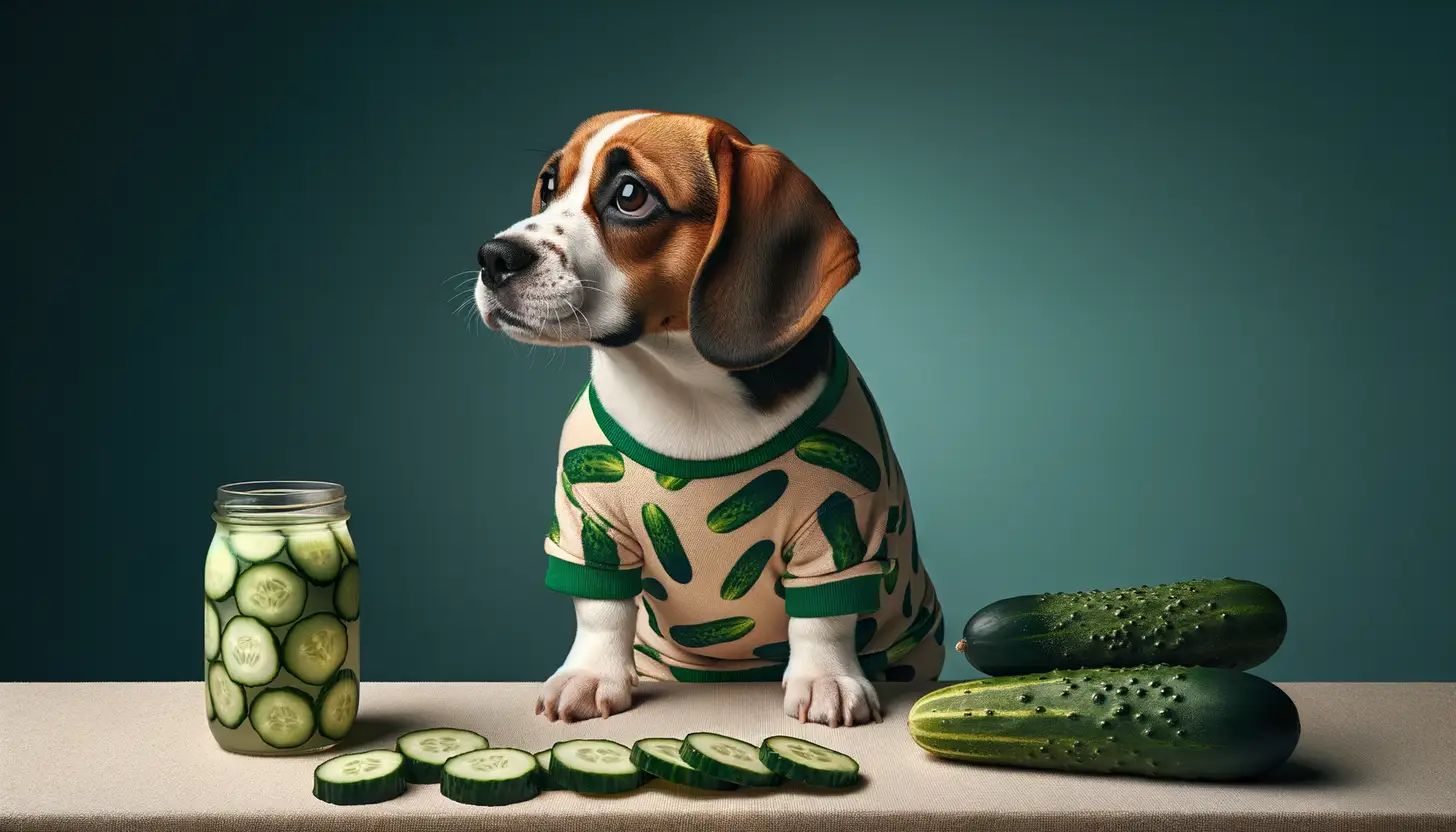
top-left (688, 131), bottom-right (860, 370)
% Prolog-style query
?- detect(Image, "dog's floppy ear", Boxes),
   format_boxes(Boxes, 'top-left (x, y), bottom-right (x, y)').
top-left (688, 131), bottom-right (860, 370)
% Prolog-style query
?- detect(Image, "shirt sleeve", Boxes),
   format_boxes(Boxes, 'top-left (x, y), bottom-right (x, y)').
top-left (780, 489), bottom-right (889, 618)
top-left (543, 462), bottom-right (643, 600)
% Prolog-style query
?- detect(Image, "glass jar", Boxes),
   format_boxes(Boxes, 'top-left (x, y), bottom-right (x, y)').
top-left (204, 481), bottom-right (360, 755)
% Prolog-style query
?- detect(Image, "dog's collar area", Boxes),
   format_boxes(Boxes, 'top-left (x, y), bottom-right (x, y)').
top-left (587, 335), bottom-right (851, 480)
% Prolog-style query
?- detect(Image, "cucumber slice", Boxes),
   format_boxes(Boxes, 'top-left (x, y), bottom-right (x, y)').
top-left (395, 727), bottom-right (489, 784)
top-left (204, 534), bottom-right (238, 601)
top-left (207, 660), bottom-right (246, 728)
top-left (313, 749), bottom-right (406, 805)
top-left (204, 600), bottom-right (220, 661)
top-left (234, 562), bottom-right (307, 627)
top-left (331, 522), bottom-right (357, 562)
top-left (632, 738), bottom-right (737, 790)
top-left (441, 748), bottom-right (541, 806)
top-left (286, 528), bottom-right (342, 585)
top-left (220, 615), bottom-right (281, 686)
top-left (282, 612), bottom-right (347, 685)
top-left (315, 669), bottom-right (359, 741)
top-left (250, 686), bottom-right (317, 748)
top-left (206, 678), bottom-right (215, 721)
top-left (228, 529), bottom-right (286, 563)
top-left (680, 733), bottom-right (783, 787)
top-left (333, 563), bottom-right (359, 621)
top-left (759, 735), bottom-right (860, 788)
top-left (550, 740), bottom-right (644, 794)
top-left (534, 750), bottom-right (561, 790)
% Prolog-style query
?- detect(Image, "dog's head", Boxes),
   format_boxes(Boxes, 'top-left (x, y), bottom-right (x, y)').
top-left (474, 110), bottom-right (859, 370)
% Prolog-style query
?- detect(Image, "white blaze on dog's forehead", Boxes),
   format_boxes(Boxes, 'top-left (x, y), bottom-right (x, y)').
top-left (558, 111), bottom-right (658, 209)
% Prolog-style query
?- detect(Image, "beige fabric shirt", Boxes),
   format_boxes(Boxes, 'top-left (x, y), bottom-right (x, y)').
top-left (544, 332), bottom-right (944, 682)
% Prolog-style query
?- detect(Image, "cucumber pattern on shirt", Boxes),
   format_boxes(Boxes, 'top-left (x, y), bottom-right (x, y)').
top-left (670, 616), bottom-right (756, 649)
top-left (642, 503), bottom-right (692, 584)
top-left (706, 470), bottom-right (789, 533)
top-left (719, 540), bottom-right (775, 601)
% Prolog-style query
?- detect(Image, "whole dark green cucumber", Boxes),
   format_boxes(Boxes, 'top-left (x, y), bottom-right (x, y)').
top-left (908, 664), bottom-right (1300, 781)
top-left (958, 578), bottom-right (1286, 676)
top-left (563, 445), bottom-right (625, 484)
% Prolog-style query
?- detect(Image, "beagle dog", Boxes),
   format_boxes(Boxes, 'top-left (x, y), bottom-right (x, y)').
top-left (474, 110), bottom-right (942, 728)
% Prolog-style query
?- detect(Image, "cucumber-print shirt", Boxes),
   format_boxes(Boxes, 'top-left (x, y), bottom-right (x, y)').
top-left (544, 333), bottom-right (943, 682)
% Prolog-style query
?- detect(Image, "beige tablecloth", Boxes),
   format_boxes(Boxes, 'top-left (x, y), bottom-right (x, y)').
top-left (2, 681), bottom-right (1453, 831)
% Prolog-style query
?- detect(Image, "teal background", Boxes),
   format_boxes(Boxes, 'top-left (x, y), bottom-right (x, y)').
top-left (4, 1), bottom-right (1452, 684)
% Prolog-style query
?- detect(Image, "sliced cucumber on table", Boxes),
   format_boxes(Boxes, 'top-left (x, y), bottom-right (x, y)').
top-left (234, 561), bottom-right (308, 626)
top-left (282, 612), bottom-right (348, 685)
top-left (759, 736), bottom-right (860, 787)
top-left (441, 748), bottom-right (542, 806)
top-left (250, 687), bottom-right (317, 749)
top-left (534, 750), bottom-right (561, 790)
top-left (550, 740), bottom-right (644, 794)
top-left (395, 727), bottom-right (489, 784)
top-left (632, 738), bottom-right (737, 790)
top-left (204, 534), bottom-right (238, 601)
top-left (333, 563), bottom-right (360, 621)
top-left (315, 669), bottom-right (360, 741)
top-left (680, 733), bottom-right (783, 787)
top-left (206, 661), bottom-right (246, 728)
top-left (220, 615), bottom-right (280, 686)
top-left (314, 749), bottom-right (407, 805)
top-left (228, 529), bottom-right (287, 563)
top-left (285, 528), bottom-right (343, 584)
top-left (204, 600), bottom-right (220, 661)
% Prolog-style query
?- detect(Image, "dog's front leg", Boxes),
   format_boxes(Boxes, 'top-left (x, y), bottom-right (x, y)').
top-left (782, 614), bottom-right (882, 727)
top-left (536, 596), bottom-right (638, 723)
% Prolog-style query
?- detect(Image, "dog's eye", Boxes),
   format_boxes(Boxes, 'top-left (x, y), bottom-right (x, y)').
top-left (539, 173), bottom-right (557, 206)
top-left (613, 178), bottom-right (657, 217)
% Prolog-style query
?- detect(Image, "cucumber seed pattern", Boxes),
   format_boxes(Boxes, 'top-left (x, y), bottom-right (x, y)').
top-left (343, 756), bottom-right (385, 776)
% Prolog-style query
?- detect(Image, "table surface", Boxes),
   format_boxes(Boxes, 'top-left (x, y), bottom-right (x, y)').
top-left (2, 681), bottom-right (1453, 832)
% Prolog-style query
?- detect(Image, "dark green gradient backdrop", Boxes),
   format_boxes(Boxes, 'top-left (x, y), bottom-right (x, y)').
top-left (4, 2), bottom-right (1452, 683)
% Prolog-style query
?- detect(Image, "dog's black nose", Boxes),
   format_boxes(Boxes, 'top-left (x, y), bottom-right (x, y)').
top-left (477, 238), bottom-right (538, 289)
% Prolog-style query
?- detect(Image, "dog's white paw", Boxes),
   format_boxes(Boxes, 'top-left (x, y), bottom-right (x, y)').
top-left (782, 673), bottom-right (882, 727)
top-left (536, 668), bottom-right (636, 723)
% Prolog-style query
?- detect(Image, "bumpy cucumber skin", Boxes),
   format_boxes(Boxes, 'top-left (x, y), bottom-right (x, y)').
top-left (550, 741), bottom-right (644, 794)
top-left (719, 540), bottom-right (776, 601)
top-left (794, 429), bottom-right (882, 492)
top-left (758, 737), bottom-right (860, 788)
top-left (313, 751), bottom-right (406, 806)
top-left (563, 445), bottom-right (626, 484)
top-left (632, 739), bottom-right (737, 791)
top-left (706, 470), bottom-right (788, 533)
top-left (816, 492), bottom-right (867, 570)
top-left (670, 616), bottom-right (756, 649)
top-left (441, 749), bottom-right (542, 806)
top-left (961, 578), bottom-right (1288, 676)
top-left (679, 735), bottom-right (783, 788)
top-left (908, 664), bottom-right (1300, 781)
top-left (642, 503), bottom-right (693, 583)
top-left (580, 514), bottom-right (619, 567)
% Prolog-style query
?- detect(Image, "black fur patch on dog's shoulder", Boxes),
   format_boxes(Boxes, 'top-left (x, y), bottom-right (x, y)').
top-left (730, 317), bottom-right (835, 413)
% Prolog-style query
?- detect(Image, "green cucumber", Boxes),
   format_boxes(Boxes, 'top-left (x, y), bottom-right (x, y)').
top-left (333, 563), bottom-right (360, 621)
top-left (670, 616), bottom-right (755, 649)
top-left (655, 473), bottom-right (692, 490)
top-left (679, 733), bottom-right (782, 787)
top-left (857, 375), bottom-right (893, 491)
top-left (396, 727), bottom-right (489, 783)
top-left (534, 750), bottom-right (562, 790)
top-left (204, 533), bottom-right (238, 600)
top-left (205, 670), bottom-right (215, 721)
top-left (644, 598), bottom-right (663, 637)
top-left (908, 664), bottom-right (1301, 781)
top-left (330, 521), bottom-right (357, 562)
top-left (228, 529), bottom-right (286, 563)
top-left (207, 660), bottom-right (246, 728)
top-left (220, 615), bottom-right (281, 686)
top-left (632, 738), bottom-right (737, 790)
top-left (561, 471), bottom-right (581, 510)
top-left (548, 513), bottom-right (561, 544)
top-left (442, 748), bottom-right (541, 805)
top-left (759, 736), bottom-right (860, 788)
top-left (881, 558), bottom-right (899, 594)
top-left (706, 470), bottom-right (788, 533)
top-left (234, 562), bottom-right (307, 627)
top-left (794, 429), bottom-right (881, 492)
top-left (642, 577), bottom-right (669, 601)
top-left (642, 503), bottom-right (693, 583)
top-left (816, 492), bottom-right (866, 569)
top-left (550, 740), bottom-right (644, 794)
top-left (753, 641), bottom-right (791, 661)
top-left (563, 445), bottom-right (626, 484)
top-left (313, 749), bottom-right (406, 805)
top-left (282, 612), bottom-right (348, 685)
top-left (719, 540), bottom-right (775, 601)
top-left (204, 600), bottom-right (220, 661)
top-left (581, 513), bottom-right (619, 567)
top-left (887, 506), bottom-right (900, 536)
top-left (285, 528), bottom-right (342, 585)
top-left (959, 578), bottom-right (1289, 676)
top-left (250, 687), bottom-right (316, 749)
top-left (315, 669), bottom-right (359, 741)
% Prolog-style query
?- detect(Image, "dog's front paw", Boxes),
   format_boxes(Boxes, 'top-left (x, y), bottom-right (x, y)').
top-left (536, 668), bottom-right (636, 723)
top-left (782, 673), bottom-right (882, 727)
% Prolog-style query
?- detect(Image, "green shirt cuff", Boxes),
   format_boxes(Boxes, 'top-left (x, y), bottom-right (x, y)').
top-left (545, 558), bottom-right (642, 599)
top-left (785, 573), bottom-right (882, 617)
